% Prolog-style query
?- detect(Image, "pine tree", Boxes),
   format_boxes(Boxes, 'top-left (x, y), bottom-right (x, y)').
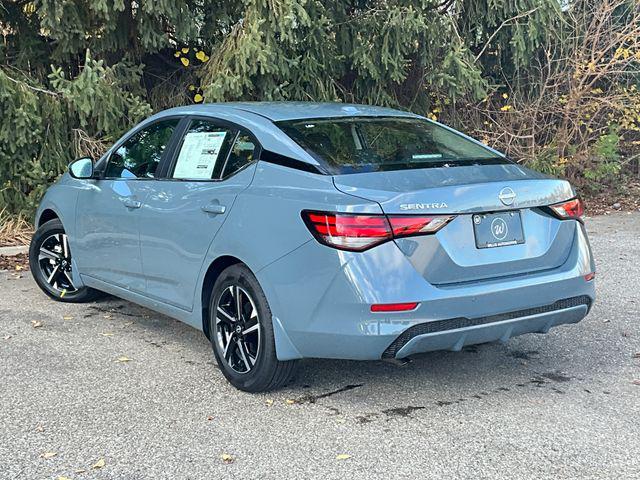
top-left (1, 0), bottom-right (637, 216)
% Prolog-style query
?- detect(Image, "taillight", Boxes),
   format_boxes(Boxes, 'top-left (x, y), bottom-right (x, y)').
top-left (302, 211), bottom-right (454, 251)
top-left (388, 215), bottom-right (454, 236)
top-left (549, 198), bottom-right (584, 220)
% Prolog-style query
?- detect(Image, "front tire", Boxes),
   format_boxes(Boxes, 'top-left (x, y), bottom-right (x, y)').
top-left (29, 219), bottom-right (101, 303)
top-left (209, 264), bottom-right (297, 392)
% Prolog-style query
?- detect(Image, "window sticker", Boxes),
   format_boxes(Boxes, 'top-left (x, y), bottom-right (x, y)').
top-left (173, 131), bottom-right (227, 179)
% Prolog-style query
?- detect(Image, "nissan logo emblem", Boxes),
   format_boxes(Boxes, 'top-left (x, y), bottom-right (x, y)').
top-left (498, 187), bottom-right (516, 206)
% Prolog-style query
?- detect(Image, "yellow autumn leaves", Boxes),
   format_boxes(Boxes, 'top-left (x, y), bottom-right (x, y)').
top-left (196, 50), bottom-right (209, 62)
top-left (174, 47), bottom-right (210, 67)
top-left (500, 92), bottom-right (512, 112)
top-left (173, 46), bottom-right (208, 104)
top-left (42, 453), bottom-right (106, 479)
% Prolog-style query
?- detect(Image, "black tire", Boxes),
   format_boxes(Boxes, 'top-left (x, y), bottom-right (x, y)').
top-left (29, 219), bottom-right (102, 303)
top-left (208, 264), bottom-right (298, 392)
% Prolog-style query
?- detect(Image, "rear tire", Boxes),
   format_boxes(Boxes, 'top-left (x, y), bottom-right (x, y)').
top-left (29, 219), bottom-right (101, 303)
top-left (208, 264), bottom-right (298, 392)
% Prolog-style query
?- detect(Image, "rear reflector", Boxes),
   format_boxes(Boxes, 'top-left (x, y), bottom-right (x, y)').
top-left (302, 211), bottom-right (454, 251)
top-left (371, 302), bottom-right (419, 312)
top-left (584, 272), bottom-right (595, 281)
top-left (549, 198), bottom-right (585, 220)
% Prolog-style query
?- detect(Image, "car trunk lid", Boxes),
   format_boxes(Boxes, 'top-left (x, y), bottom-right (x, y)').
top-left (333, 164), bottom-right (577, 285)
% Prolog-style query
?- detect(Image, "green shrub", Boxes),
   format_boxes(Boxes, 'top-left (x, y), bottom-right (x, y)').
top-left (584, 128), bottom-right (623, 188)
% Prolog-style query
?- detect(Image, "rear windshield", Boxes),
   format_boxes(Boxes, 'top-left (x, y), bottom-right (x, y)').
top-left (276, 117), bottom-right (507, 174)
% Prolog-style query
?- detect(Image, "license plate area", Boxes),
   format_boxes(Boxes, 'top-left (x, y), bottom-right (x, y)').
top-left (473, 211), bottom-right (525, 249)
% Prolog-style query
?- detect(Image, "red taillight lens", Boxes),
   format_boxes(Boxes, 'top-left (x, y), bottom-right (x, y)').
top-left (302, 211), bottom-right (454, 251)
top-left (388, 215), bottom-right (454, 236)
top-left (549, 198), bottom-right (584, 220)
top-left (303, 212), bottom-right (392, 251)
top-left (371, 302), bottom-right (419, 312)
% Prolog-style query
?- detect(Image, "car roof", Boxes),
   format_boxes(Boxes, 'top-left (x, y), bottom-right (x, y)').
top-left (159, 101), bottom-right (421, 122)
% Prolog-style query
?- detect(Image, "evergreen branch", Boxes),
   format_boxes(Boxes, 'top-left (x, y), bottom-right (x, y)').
top-left (1, 70), bottom-right (59, 96)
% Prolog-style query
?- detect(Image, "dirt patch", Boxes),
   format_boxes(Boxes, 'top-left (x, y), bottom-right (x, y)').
top-left (0, 253), bottom-right (29, 272)
top-left (584, 181), bottom-right (640, 215)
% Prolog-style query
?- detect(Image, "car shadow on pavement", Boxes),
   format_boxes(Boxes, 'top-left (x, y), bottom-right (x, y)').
top-left (91, 293), bottom-right (584, 406)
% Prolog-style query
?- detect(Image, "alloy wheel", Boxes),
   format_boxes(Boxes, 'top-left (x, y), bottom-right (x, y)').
top-left (214, 285), bottom-right (261, 374)
top-left (37, 233), bottom-right (77, 294)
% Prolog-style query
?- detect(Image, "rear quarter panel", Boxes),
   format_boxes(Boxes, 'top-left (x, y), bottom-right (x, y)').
top-left (202, 161), bottom-right (382, 274)
top-left (185, 161), bottom-right (381, 346)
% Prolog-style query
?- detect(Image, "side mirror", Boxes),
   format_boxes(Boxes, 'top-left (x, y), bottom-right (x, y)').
top-left (69, 157), bottom-right (95, 179)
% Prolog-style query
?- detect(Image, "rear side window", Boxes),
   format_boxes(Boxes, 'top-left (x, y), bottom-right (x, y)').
top-left (105, 119), bottom-right (179, 179)
top-left (171, 119), bottom-right (256, 180)
top-left (172, 120), bottom-right (235, 180)
top-left (223, 133), bottom-right (256, 178)
top-left (277, 117), bottom-right (508, 174)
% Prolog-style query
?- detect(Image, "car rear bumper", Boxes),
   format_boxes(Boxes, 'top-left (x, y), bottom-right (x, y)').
top-left (257, 222), bottom-right (595, 361)
top-left (385, 295), bottom-right (590, 358)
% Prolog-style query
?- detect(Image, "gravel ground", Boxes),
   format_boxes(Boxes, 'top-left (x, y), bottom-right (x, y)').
top-left (1, 213), bottom-right (639, 479)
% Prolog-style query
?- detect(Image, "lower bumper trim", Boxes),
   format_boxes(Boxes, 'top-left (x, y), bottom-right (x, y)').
top-left (381, 295), bottom-right (592, 358)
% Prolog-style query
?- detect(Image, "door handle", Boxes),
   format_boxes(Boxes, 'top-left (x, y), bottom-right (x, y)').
top-left (122, 198), bottom-right (142, 209)
top-left (201, 204), bottom-right (226, 215)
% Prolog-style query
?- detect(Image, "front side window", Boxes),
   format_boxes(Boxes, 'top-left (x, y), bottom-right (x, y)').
top-left (105, 119), bottom-right (179, 179)
top-left (277, 117), bottom-right (507, 174)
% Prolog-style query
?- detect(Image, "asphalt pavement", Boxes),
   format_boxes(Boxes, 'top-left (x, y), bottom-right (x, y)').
top-left (1, 213), bottom-right (639, 479)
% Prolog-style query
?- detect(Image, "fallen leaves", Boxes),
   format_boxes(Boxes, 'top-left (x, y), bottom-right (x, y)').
top-left (100, 332), bottom-right (114, 337)
top-left (35, 424), bottom-right (44, 432)
top-left (206, 416), bottom-right (214, 421)
top-left (62, 315), bottom-right (73, 321)
top-left (92, 458), bottom-right (106, 469)
top-left (264, 399), bottom-right (274, 406)
top-left (633, 352), bottom-right (640, 358)
top-left (115, 356), bottom-right (131, 363)
top-left (221, 453), bottom-right (235, 464)
top-left (284, 399), bottom-right (295, 405)
top-left (41, 451), bottom-right (57, 459)
top-left (0, 253), bottom-right (29, 271)
top-left (3, 334), bottom-right (11, 340)
top-left (57, 476), bottom-right (72, 480)
top-left (632, 380), bottom-right (640, 386)
top-left (31, 320), bottom-right (43, 328)
top-left (336, 454), bottom-right (351, 460)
